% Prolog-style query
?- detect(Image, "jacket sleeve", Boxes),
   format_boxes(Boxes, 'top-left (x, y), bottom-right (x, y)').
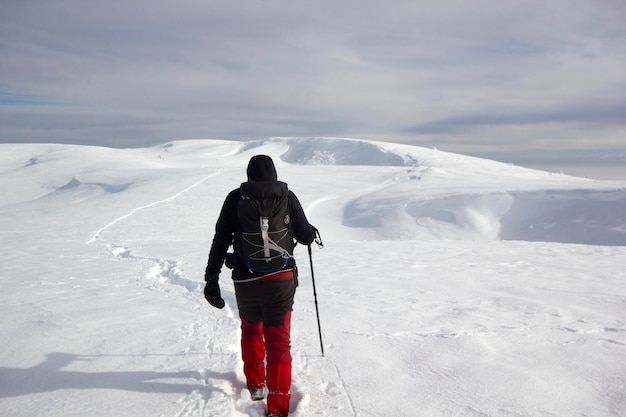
top-left (205, 190), bottom-right (239, 281)
top-left (288, 191), bottom-right (315, 246)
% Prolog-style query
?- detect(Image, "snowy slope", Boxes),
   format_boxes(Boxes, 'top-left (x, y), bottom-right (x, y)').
top-left (1, 137), bottom-right (625, 417)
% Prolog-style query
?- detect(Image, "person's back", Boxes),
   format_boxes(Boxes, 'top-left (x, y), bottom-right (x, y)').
top-left (204, 155), bottom-right (315, 417)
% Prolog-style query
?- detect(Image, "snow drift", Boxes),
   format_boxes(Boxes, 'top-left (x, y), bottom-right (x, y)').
top-left (265, 137), bottom-right (626, 246)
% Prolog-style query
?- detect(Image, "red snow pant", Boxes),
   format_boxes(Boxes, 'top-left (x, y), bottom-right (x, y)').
top-left (241, 311), bottom-right (292, 415)
top-left (236, 273), bottom-right (295, 416)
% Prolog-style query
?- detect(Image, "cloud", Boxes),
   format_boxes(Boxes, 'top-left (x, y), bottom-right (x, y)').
top-left (1, 0), bottom-right (625, 164)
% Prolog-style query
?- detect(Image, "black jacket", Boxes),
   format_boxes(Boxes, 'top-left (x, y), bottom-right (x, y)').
top-left (205, 156), bottom-right (314, 282)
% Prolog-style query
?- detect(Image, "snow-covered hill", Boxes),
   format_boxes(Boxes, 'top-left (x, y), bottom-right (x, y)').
top-left (1, 137), bottom-right (625, 417)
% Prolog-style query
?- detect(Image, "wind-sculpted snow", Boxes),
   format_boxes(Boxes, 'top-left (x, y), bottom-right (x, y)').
top-left (345, 187), bottom-right (626, 246)
top-left (280, 137), bottom-right (408, 166)
top-left (240, 137), bottom-right (411, 166)
top-left (57, 177), bottom-right (133, 194)
top-left (501, 189), bottom-right (626, 245)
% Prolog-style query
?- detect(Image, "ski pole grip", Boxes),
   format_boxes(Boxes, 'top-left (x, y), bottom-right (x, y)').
top-left (311, 226), bottom-right (324, 249)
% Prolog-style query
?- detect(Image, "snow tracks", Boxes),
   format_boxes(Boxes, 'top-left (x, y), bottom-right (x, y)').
top-left (84, 171), bottom-right (355, 417)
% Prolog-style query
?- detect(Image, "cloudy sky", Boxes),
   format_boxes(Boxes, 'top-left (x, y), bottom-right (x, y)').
top-left (1, 0), bottom-right (625, 177)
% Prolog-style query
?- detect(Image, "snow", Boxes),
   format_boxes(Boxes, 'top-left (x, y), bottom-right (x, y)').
top-left (1, 137), bottom-right (625, 417)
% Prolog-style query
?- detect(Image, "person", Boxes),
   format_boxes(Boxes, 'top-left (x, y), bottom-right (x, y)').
top-left (204, 155), bottom-right (315, 417)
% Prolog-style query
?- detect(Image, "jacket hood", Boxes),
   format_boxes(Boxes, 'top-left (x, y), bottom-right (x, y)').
top-left (246, 155), bottom-right (278, 182)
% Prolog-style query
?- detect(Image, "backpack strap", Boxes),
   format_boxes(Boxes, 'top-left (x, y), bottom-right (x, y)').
top-left (260, 216), bottom-right (293, 259)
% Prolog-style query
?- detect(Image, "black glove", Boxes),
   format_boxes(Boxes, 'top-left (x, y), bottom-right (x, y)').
top-left (204, 278), bottom-right (225, 309)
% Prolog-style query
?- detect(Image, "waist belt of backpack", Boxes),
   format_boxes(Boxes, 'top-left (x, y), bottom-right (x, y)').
top-left (235, 270), bottom-right (294, 283)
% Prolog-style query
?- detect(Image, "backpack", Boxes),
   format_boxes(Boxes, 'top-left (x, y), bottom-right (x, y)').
top-left (237, 181), bottom-right (295, 273)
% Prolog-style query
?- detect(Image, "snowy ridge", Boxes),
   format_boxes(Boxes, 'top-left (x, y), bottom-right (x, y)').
top-left (259, 137), bottom-right (626, 246)
top-left (1, 138), bottom-right (625, 417)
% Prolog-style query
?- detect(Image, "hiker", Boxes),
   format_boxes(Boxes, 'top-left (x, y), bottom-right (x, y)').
top-left (204, 155), bottom-right (316, 417)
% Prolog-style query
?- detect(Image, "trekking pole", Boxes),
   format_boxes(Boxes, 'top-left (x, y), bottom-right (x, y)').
top-left (308, 228), bottom-right (324, 357)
